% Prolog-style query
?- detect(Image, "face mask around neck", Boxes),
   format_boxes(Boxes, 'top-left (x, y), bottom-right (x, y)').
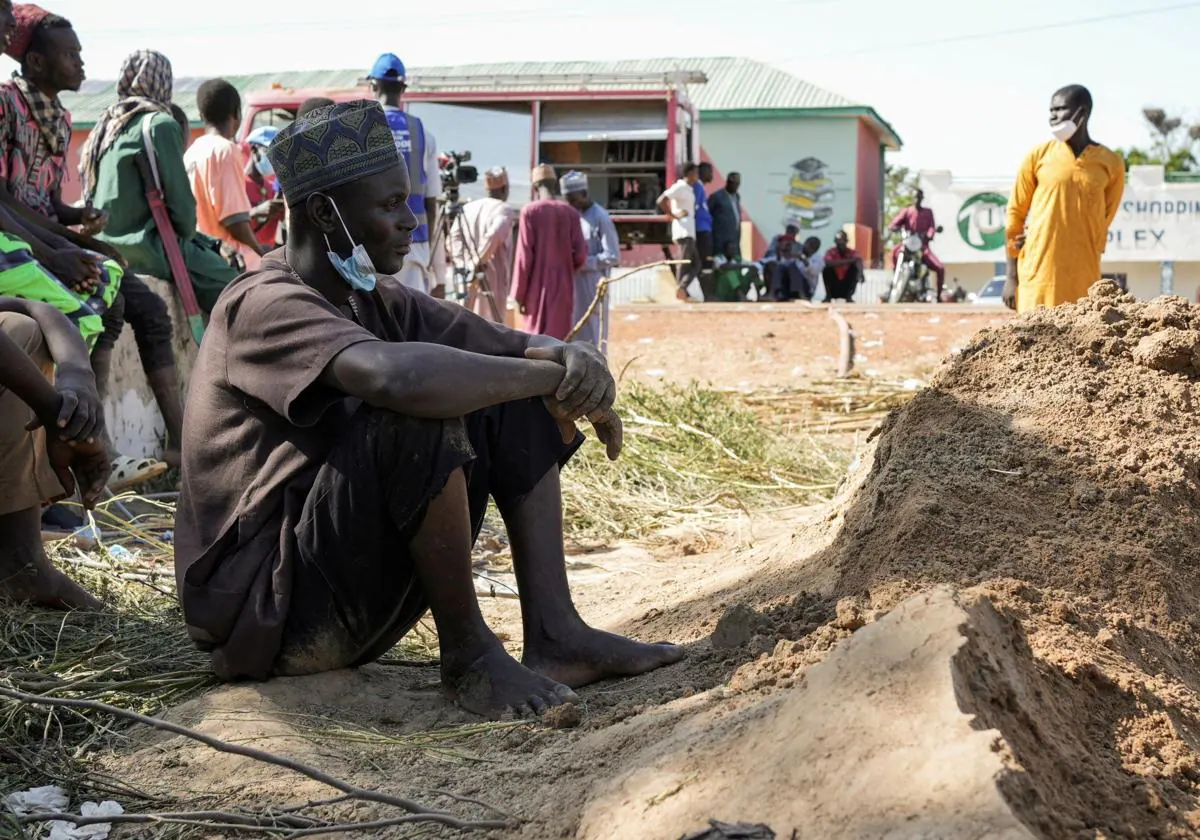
top-left (320, 196), bottom-right (377, 293)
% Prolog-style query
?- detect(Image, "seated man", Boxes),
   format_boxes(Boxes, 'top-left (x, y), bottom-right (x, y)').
top-left (175, 101), bottom-right (683, 718)
top-left (822, 231), bottom-right (863, 303)
top-left (0, 295), bottom-right (110, 610)
top-left (713, 242), bottom-right (764, 302)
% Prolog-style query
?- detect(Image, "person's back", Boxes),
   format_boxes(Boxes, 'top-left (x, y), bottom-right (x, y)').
top-left (185, 134), bottom-right (245, 253)
top-left (513, 194), bottom-right (586, 339)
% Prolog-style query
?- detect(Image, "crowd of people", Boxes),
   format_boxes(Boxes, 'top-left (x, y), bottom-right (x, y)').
top-left (0, 0), bottom-right (1133, 719)
top-left (0, 7), bottom-right (681, 717)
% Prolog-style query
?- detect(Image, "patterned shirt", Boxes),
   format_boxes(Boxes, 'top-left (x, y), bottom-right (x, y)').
top-left (0, 81), bottom-right (70, 219)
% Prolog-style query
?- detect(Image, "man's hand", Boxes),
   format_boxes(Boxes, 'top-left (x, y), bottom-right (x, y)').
top-left (526, 342), bottom-right (614, 422)
top-left (46, 437), bottom-right (110, 509)
top-left (78, 207), bottom-right (109, 237)
top-left (1002, 276), bottom-right (1018, 311)
top-left (431, 284), bottom-right (447, 300)
top-left (27, 368), bottom-right (103, 443)
top-left (589, 408), bottom-right (623, 461)
top-left (45, 249), bottom-right (102, 294)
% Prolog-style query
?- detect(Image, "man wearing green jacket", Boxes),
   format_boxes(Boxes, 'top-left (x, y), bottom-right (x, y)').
top-left (81, 50), bottom-right (236, 315)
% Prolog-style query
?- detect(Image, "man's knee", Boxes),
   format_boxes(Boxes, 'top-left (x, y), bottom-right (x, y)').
top-left (0, 312), bottom-right (44, 355)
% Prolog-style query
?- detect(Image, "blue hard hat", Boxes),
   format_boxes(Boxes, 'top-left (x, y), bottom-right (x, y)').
top-left (247, 126), bottom-right (279, 147)
top-left (367, 53), bottom-right (406, 82)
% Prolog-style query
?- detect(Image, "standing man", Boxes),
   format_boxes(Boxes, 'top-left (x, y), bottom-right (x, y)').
top-left (709, 171), bottom-right (742, 260)
top-left (822, 231), bottom-right (863, 302)
top-left (657, 162), bottom-right (700, 301)
top-left (244, 125), bottom-right (284, 251)
top-left (695, 162), bottom-right (714, 289)
top-left (513, 164), bottom-right (586, 340)
top-left (562, 170), bottom-right (619, 353)
top-left (367, 53), bottom-right (444, 297)
top-left (1003, 85), bottom-right (1124, 312)
top-left (888, 189), bottom-right (944, 302)
top-left (185, 78), bottom-right (265, 272)
top-left (450, 165), bottom-right (515, 323)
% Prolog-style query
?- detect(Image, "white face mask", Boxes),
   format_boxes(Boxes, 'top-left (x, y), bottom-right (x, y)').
top-left (1051, 119), bottom-right (1079, 143)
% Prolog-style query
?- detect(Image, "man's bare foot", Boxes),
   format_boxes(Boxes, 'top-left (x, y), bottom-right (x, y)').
top-left (0, 509), bottom-right (101, 611)
top-left (523, 624), bottom-right (684, 688)
top-left (0, 551), bottom-right (102, 611)
top-left (443, 641), bottom-right (578, 719)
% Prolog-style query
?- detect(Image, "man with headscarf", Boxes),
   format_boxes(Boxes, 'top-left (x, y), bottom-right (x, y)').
top-left (0, 4), bottom-right (123, 341)
top-left (562, 170), bottom-right (618, 353)
top-left (449, 165), bottom-right (515, 323)
top-left (175, 101), bottom-right (682, 717)
top-left (512, 164), bottom-right (587, 340)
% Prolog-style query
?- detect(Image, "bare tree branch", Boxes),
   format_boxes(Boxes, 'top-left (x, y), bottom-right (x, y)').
top-left (0, 685), bottom-right (513, 833)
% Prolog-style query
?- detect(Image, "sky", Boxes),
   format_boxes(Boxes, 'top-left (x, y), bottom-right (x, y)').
top-left (52, 0), bottom-right (1200, 177)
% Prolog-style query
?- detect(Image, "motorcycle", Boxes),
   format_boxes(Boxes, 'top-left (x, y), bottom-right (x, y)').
top-left (888, 226), bottom-right (943, 303)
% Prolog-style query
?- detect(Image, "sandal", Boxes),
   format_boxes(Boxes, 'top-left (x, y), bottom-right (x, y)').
top-left (108, 455), bottom-right (169, 493)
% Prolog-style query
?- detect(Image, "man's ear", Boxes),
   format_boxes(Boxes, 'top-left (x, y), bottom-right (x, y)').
top-left (23, 53), bottom-right (44, 78)
top-left (304, 193), bottom-right (339, 236)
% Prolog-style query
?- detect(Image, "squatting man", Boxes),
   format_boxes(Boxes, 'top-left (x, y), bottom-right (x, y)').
top-left (174, 100), bottom-right (684, 718)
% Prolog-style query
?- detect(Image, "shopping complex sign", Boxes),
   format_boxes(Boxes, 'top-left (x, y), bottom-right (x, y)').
top-left (924, 175), bottom-right (1200, 263)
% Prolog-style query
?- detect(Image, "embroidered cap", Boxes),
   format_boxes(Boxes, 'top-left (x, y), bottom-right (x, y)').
top-left (560, 170), bottom-right (588, 195)
top-left (267, 99), bottom-right (399, 207)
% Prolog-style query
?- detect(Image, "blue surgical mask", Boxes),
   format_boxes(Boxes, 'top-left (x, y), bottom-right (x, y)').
top-left (321, 196), bottom-right (378, 292)
top-left (254, 151), bottom-right (274, 177)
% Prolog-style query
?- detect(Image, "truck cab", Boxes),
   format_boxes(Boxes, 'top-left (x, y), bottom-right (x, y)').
top-left (238, 71), bottom-right (705, 252)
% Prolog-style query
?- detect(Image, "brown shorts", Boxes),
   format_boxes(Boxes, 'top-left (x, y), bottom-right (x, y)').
top-left (0, 312), bottom-right (65, 516)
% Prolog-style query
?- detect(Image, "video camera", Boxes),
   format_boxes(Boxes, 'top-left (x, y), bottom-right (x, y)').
top-left (438, 150), bottom-right (478, 206)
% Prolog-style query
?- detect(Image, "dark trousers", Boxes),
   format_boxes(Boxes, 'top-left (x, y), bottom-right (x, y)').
top-left (769, 261), bottom-right (812, 301)
top-left (107, 274), bottom-right (177, 372)
top-left (675, 237), bottom-right (702, 294)
top-left (274, 398), bottom-right (581, 676)
top-left (822, 264), bottom-right (861, 302)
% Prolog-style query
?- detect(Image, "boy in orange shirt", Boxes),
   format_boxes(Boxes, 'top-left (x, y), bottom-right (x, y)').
top-left (184, 79), bottom-right (265, 271)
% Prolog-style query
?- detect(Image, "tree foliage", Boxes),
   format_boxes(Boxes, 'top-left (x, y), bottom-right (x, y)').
top-left (884, 162), bottom-right (919, 245)
top-left (1116, 108), bottom-right (1200, 173)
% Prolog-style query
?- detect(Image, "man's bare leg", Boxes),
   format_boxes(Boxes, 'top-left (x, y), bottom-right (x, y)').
top-left (0, 507), bottom-right (100, 610)
top-left (414, 467), bottom-right (577, 717)
top-left (500, 466), bottom-right (685, 687)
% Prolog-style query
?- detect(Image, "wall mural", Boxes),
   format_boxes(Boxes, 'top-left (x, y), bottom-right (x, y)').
top-left (782, 157), bottom-right (836, 229)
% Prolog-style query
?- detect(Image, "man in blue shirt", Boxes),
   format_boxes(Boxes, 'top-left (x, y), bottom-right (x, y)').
top-left (695, 162), bottom-right (714, 289)
top-left (367, 53), bottom-right (445, 297)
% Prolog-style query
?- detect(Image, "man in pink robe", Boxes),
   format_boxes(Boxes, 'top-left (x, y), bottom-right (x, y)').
top-left (512, 164), bottom-right (586, 339)
top-left (450, 166), bottom-right (516, 323)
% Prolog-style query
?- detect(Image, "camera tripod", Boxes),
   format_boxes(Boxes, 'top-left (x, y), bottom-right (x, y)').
top-left (423, 197), bottom-right (504, 323)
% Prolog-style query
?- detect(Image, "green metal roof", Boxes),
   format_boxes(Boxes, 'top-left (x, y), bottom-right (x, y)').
top-left (62, 56), bottom-right (901, 147)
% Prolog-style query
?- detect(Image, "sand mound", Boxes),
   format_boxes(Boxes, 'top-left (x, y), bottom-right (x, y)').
top-left (98, 283), bottom-right (1200, 838)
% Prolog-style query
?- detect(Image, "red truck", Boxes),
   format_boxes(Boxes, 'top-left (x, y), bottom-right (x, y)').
top-left (237, 70), bottom-right (705, 251)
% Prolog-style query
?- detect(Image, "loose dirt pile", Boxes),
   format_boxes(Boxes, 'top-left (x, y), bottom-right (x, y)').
top-left (95, 283), bottom-right (1200, 838)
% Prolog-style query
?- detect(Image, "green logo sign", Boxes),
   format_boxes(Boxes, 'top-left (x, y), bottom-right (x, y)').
top-left (957, 192), bottom-right (1009, 251)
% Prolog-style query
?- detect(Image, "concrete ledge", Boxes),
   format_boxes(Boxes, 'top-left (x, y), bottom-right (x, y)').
top-left (103, 275), bottom-right (199, 459)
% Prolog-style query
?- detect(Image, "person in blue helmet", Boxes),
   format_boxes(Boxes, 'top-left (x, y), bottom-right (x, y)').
top-left (244, 125), bottom-right (284, 250)
top-left (366, 53), bottom-right (445, 297)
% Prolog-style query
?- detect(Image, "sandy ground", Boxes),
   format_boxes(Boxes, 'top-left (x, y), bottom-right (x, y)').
top-left (97, 296), bottom-right (1200, 840)
top-left (608, 302), bottom-right (1012, 387)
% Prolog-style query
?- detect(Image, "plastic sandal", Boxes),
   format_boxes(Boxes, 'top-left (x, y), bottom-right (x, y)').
top-left (107, 455), bottom-right (169, 493)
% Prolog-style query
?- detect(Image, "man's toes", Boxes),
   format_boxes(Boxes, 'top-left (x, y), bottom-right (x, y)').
top-left (655, 643), bottom-right (686, 665)
top-left (528, 694), bottom-right (548, 714)
top-left (53, 578), bottom-right (102, 612)
top-left (551, 683), bottom-right (580, 704)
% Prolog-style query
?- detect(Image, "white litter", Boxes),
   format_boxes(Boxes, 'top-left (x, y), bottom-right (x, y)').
top-left (864, 312), bottom-right (880, 320)
top-left (918, 335), bottom-right (938, 342)
top-left (48, 801), bottom-right (124, 840)
top-left (902, 379), bottom-right (924, 391)
top-left (865, 368), bottom-right (881, 378)
top-left (645, 368), bottom-right (666, 378)
top-left (637, 337), bottom-right (655, 344)
top-left (853, 354), bottom-right (869, 363)
top-left (4, 788), bottom-right (123, 840)
top-left (624, 314), bottom-right (640, 321)
top-left (863, 340), bottom-right (883, 349)
top-left (928, 316), bottom-right (941, 324)
top-left (5, 786), bottom-right (69, 816)
top-left (791, 365), bottom-right (806, 377)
